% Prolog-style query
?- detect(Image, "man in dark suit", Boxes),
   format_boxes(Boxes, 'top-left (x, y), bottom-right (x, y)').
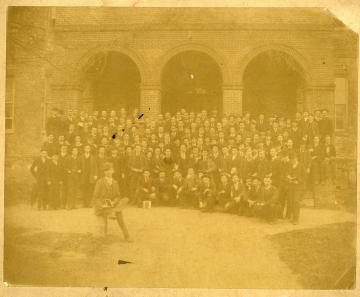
top-left (257, 113), bottom-right (268, 132)
top-left (319, 109), bottom-right (334, 139)
top-left (219, 146), bottom-right (232, 176)
top-left (108, 147), bottom-right (121, 184)
top-left (46, 108), bottom-right (61, 137)
top-left (216, 173), bottom-right (231, 210)
top-left (199, 175), bottom-right (216, 212)
top-left (322, 135), bottom-right (336, 183)
top-left (285, 154), bottom-right (305, 225)
top-left (289, 121), bottom-right (302, 149)
top-left (225, 174), bottom-right (243, 214)
top-left (80, 144), bottom-right (98, 207)
top-left (176, 144), bottom-right (189, 177)
top-left (230, 147), bottom-right (242, 177)
top-left (41, 134), bottom-right (58, 158)
top-left (117, 146), bottom-right (128, 194)
top-left (30, 149), bottom-right (50, 210)
top-left (92, 162), bottom-right (130, 241)
top-left (154, 171), bottom-right (172, 206)
top-left (197, 150), bottom-right (217, 184)
top-left (254, 150), bottom-right (270, 181)
top-left (136, 169), bottom-right (156, 207)
top-left (253, 176), bottom-right (279, 223)
top-left (48, 152), bottom-right (63, 209)
top-left (129, 144), bottom-right (146, 204)
top-left (269, 148), bottom-right (282, 189)
top-left (66, 147), bottom-right (82, 209)
top-left (58, 145), bottom-right (69, 208)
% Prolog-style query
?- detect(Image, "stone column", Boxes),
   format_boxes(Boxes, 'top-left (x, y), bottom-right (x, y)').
top-left (305, 83), bottom-right (335, 115)
top-left (140, 84), bottom-right (161, 118)
top-left (49, 84), bottom-right (82, 112)
top-left (223, 84), bottom-right (243, 115)
top-left (80, 81), bottom-right (94, 113)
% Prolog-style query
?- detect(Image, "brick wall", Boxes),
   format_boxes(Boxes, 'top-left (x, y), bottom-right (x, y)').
top-left (6, 7), bottom-right (358, 163)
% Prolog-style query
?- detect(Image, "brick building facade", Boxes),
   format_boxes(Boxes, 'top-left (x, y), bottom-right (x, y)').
top-left (5, 7), bottom-right (358, 170)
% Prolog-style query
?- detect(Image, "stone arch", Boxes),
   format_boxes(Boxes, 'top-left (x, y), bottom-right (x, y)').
top-left (240, 44), bottom-right (310, 116)
top-left (75, 45), bottom-right (146, 112)
top-left (160, 49), bottom-right (223, 113)
top-left (156, 43), bottom-right (230, 84)
top-left (76, 44), bottom-right (148, 82)
top-left (238, 43), bottom-right (311, 84)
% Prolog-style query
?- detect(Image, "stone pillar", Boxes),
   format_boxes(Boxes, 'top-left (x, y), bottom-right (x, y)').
top-left (80, 81), bottom-right (94, 113)
top-left (305, 84), bottom-right (335, 115)
top-left (49, 84), bottom-right (82, 112)
top-left (223, 84), bottom-right (243, 115)
top-left (296, 86), bottom-right (306, 112)
top-left (140, 84), bottom-right (161, 118)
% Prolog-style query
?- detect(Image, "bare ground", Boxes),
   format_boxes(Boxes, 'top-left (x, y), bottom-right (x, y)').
top-left (4, 204), bottom-right (356, 288)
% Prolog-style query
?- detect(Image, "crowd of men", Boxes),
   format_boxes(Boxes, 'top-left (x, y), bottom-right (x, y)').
top-left (30, 107), bottom-right (336, 224)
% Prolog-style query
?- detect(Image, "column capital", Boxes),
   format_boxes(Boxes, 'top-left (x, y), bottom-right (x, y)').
top-left (140, 83), bottom-right (161, 91)
top-left (140, 87), bottom-right (161, 115)
top-left (50, 83), bottom-right (82, 91)
top-left (306, 83), bottom-right (335, 91)
top-left (222, 84), bottom-right (243, 91)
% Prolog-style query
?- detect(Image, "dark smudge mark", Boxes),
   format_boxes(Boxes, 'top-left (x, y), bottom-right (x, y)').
top-left (118, 259), bottom-right (132, 265)
top-left (138, 113), bottom-right (144, 120)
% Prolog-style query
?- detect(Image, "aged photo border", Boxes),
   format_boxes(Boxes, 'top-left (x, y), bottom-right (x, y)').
top-left (0, 0), bottom-right (359, 296)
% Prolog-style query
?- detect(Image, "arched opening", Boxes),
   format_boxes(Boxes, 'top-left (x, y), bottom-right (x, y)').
top-left (81, 51), bottom-right (141, 112)
top-left (243, 50), bottom-right (306, 117)
top-left (161, 50), bottom-right (222, 113)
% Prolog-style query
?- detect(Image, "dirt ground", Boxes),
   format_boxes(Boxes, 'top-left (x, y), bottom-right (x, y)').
top-left (4, 204), bottom-right (356, 288)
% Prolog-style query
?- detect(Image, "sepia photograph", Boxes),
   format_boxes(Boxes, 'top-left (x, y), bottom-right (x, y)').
top-left (2, 4), bottom-right (358, 291)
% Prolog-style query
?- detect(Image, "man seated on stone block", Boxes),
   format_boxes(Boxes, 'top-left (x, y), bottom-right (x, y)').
top-left (92, 162), bottom-right (131, 241)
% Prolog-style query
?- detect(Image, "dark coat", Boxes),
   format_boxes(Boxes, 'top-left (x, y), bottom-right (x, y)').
top-left (48, 161), bottom-right (64, 184)
top-left (260, 185), bottom-right (279, 205)
top-left (287, 163), bottom-right (305, 188)
top-left (66, 156), bottom-right (82, 184)
top-left (254, 158), bottom-right (271, 180)
top-left (92, 177), bottom-right (121, 215)
top-left (80, 154), bottom-right (98, 184)
top-left (269, 157), bottom-right (282, 187)
top-left (30, 157), bottom-right (50, 184)
top-left (219, 155), bottom-right (232, 174)
top-left (41, 141), bottom-right (57, 157)
top-left (319, 118), bottom-right (334, 137)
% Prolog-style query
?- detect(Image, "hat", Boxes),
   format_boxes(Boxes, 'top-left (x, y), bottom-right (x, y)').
top-left (102, 162), bottom-right (113, 172)
top-left (252, 174), bottom-right (261, 181)
top-left (245, 175), bottom-right (253, 181)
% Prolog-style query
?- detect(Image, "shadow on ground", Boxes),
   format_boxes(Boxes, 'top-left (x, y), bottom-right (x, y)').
top-left (4, 226), bottom-right (125, 286)
top-left (270, 221), bottom-right (356, 289)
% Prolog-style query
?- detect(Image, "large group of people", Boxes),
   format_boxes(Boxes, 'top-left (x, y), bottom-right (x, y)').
top-left (30, 106), bottom-right (336, 225)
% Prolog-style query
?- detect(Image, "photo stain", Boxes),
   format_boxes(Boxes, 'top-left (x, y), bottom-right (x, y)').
top-left (138, 113), bottom-right (144, 119)
top-left (118, 259), bottom-right (132, 265)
